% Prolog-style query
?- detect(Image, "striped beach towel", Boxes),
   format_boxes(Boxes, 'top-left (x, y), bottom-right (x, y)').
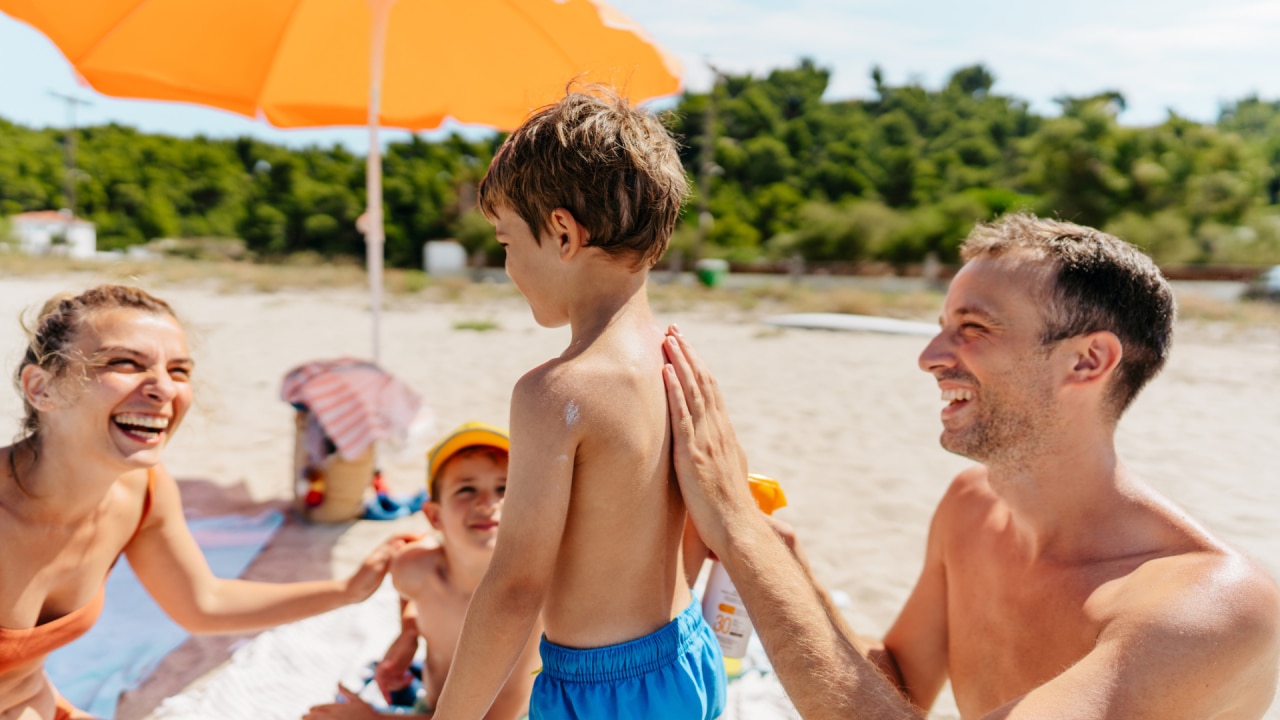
top-left (280, 358), bottom-right (421, 461)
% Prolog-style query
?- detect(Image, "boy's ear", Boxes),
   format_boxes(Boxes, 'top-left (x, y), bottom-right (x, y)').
top-left (548, 207), bottom-right (589, 261)
top-left (422, 500), bottom-right (443, 530)
top-left (1065, 331), bottom-right (1122, 387)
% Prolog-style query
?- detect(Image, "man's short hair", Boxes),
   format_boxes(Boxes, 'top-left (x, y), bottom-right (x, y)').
top-left (478, 84), bottom-right (688, 269)
top-left (961, 212), bottom-right (1176, 416)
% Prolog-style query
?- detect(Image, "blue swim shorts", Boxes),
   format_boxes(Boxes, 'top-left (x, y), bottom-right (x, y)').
top-left (531, 599), bottom-right (727, 720)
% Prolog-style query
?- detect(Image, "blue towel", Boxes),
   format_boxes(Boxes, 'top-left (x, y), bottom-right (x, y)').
top-left (46, 510), bottom-right (285, 719)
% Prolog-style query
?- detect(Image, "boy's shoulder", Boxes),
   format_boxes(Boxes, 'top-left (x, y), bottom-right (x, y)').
top-left (389, 542), bottom-right (446, 599)
top-left (519, 325), bottom-right (658, 391)
top-left (513, 352), bottom-right (636, 426)
top-left (512, 359), bottom-right (588, 444)
top-left (512, 355), bottom-right (594, 409)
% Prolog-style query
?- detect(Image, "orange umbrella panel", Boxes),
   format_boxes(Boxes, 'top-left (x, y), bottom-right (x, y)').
top-left (1, 0), bottom-right (682, 131)
top-left (2, 0), bottom-right (681, 363)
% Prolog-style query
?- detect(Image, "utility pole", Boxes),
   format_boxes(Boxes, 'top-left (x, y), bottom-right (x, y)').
top-left (48, 91), bottom-right (92, 221)
top-left (694, 61), bottom-right (723, 265)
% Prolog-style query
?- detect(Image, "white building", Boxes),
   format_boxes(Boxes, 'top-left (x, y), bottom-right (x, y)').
top-left (8, 210), bottom-right (96, 259)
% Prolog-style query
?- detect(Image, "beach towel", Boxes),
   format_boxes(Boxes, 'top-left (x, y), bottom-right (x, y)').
top-left (280, 358), bottom-right (422, 462)
top-left (721, 633), bottom-right (800, 720)
top-left (150, 580), bottom-right (403, 720)
top-left (45, 510), bottom-right (285, 719)
top-left (148, 580), bottom-right (798, 720)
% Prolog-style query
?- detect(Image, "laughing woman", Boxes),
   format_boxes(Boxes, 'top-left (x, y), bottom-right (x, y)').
top-left (0, 285), bottom-right (408, 720)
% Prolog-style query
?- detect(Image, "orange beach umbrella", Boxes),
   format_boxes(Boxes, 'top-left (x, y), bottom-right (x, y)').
top-left (1, 0), bottom-right (681, 361)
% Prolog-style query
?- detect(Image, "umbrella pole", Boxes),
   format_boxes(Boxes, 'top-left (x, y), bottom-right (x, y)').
top-left (364, 0), bottom-right (396, 490)
top-left (365, 0), bottom-right (396, 365)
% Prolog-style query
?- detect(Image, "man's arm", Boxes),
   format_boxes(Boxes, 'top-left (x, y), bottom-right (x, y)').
top-left (431, 371), bottom-right (575, 720)
top-left (876, 475), bottom-right (959, 709)
top-left (761, 510), bottom-right (948, 711)
top-left (765, 515), bottom-right (865, 650)
top-left (663, 329), bottom-right (920, 720)
top-left (986, 556), bottom-right (1280, 719)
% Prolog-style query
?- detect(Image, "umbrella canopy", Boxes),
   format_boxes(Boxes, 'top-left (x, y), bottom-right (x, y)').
top-left (1, 0), bottom-right (680, 130)
top-left (2, 0), bottom-right (681, 360)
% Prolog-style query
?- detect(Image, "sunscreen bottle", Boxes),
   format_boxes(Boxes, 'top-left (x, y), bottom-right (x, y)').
top-left (701, 473), bottom-right (787, 659)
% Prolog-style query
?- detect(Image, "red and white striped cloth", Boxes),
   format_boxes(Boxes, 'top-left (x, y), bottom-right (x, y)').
top-left (280, 358), bottom-right (422, 461)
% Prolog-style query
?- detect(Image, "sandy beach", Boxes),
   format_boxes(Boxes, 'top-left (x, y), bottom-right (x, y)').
top-left (1, 273), bottom-right (1277, 719)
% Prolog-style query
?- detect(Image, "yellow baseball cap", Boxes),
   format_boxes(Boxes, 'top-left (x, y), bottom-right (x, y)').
top-left (426, 421), bottom-right (511, 497)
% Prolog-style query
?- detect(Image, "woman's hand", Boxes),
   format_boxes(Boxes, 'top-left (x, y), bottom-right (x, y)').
top-left (343, 534), bottom-right (417, 603)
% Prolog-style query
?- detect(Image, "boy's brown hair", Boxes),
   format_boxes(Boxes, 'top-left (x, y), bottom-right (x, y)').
top-left (478, 84), bottom-right (688, 269)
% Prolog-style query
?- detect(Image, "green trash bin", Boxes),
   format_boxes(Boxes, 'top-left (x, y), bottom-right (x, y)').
top-left (695, 258), bottom-right (729, 288)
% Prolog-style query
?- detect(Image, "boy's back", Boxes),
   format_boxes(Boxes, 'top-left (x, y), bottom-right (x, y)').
top-left (432, 88), bottom-right (725, 720)
top-left (523, 316), bottom-right (688, 647)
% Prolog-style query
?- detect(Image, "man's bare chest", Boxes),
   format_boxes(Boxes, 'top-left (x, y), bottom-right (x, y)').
top-left (944, 551), bottom-right (1117, 715)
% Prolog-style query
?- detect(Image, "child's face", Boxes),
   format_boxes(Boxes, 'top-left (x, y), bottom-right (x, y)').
top-left (492, 204), bottom-right (568, 328)
top-left (425, 450), bottom-right (508, 551)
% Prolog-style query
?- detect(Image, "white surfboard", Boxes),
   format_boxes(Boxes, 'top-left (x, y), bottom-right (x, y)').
top-left (763, 313), bottom-right (938, 336)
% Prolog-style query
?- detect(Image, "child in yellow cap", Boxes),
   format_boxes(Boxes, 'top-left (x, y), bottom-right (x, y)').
top-left (305, 422), bottom-right (541, 720)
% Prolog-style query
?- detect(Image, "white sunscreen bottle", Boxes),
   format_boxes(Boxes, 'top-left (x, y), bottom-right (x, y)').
top-left (701, 473), bottom-right (787, 659)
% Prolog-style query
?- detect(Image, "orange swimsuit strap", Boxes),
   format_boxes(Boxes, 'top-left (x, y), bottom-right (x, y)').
top-left (0, 469), bottom-right (156, 676)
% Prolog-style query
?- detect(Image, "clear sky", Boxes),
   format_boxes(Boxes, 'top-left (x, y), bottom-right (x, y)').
top-left (2, 0), bottom-right (1279, 152)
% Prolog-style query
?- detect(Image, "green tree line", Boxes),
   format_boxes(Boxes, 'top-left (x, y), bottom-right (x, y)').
top-left (3, 60), bottom-right (1280, 267)
top-left (0, 122), bottom-right (501, 267)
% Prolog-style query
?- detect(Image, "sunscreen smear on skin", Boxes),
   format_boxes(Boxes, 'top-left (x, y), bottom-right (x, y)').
top-left (701, 473), bottom-right (787, 659)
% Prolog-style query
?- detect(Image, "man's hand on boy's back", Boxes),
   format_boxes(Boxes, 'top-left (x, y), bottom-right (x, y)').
top-left (661, 326), bottom-right (751, 555)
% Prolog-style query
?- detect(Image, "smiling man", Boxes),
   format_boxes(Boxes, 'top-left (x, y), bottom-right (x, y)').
top-left (662, 213), bottom-right (1280, 719)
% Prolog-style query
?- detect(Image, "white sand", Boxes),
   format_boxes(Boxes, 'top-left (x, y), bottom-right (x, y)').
top-left (1, 276), bottom-right (1276, 719)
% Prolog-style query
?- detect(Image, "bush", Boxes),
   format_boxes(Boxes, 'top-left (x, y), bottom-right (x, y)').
top-left (448, 209), bottom-right (499, 266)
top-left (708, 214), bottom-right (762, 262)
top-left (148, 236), bottom-right (249, 261)
top-left (1208, 212), bottom-right (1280, 264)
top-left (776, 200), bottom-right (902, 263)
top-left (1104, 211), bottom-right (1199, 264)
top-left (875, 188), bottom-right (1037, 263)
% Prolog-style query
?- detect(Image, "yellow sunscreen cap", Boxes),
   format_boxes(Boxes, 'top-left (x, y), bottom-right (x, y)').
top-left (747, 473), bottom-right (786, 515)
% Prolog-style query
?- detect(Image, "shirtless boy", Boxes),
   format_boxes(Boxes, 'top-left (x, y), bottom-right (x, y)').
top-left (663, 213), bottom-right (1280, 718)
top-left (304, 422), bottom-right (540, 720)
top-left (431, 89), bottom-right (726, 720)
